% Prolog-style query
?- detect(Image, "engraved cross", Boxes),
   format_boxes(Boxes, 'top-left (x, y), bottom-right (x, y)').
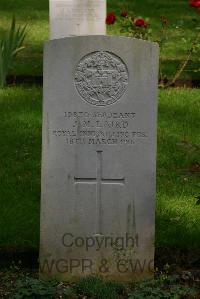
top-left (74, 151), bottom-right (125, 236)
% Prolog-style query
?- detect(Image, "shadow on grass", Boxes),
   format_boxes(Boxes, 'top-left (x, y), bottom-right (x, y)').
top-left (0, 87), bottom-right (199, 252)
top-left (0, 87), bottom-right (42, 250)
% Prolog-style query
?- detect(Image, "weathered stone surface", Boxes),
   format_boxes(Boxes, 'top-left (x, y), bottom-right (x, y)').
top-left (49, 0), bottom-right (106, 39)
top-left (40, 36), bottom-right (159, 281)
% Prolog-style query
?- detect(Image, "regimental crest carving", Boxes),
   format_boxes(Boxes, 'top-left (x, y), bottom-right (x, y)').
top-left (74, 51), bottom-right (129, 106)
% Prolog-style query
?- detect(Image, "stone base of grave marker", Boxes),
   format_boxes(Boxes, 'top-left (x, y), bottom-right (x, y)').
top-left (40, 36), bottom-right (159, 282)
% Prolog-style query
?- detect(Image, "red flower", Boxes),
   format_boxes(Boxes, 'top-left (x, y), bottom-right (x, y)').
top-left (106, 12), bottom-right (116, 25)
top-left (190, 0), bottom-right (200, 7)
top-left (134, 18), bottom-right (148, 28)
top-left (121, 11), bottom-right (128, 18)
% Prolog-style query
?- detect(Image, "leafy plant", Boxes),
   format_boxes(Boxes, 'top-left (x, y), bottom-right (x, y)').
top-left (119, 14), bottom-right (151, 40)
top-left (106, 11), bottom-right (151, 40)
top-left (74, 276), bottom-right (125, 299)
top-left (0, 16), bottom-right (26, 88)
top-left (128, 274), bottom-right (197, 299)
top-left (106, 6), bottom-right (200, 88)
top-left (10, 276), bottom-right (76, 299)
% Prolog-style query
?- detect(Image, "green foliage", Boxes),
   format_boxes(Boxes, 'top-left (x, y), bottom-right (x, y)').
top-left (11, 277), bottom-right (56, 299)
top-left (0, 267), bottom-right (199, 299)
top-left (109, 10), bottom-right (200, 86)
top-left (74, 276), bottom-right (125, 299)
top-left (0, 16), bottom-right (26, 88)
top-left (128, 274), bottom-right (197, 299)
top-left (10, 277), bottom-right (76, 299)
top-left (119, 16), bottom-right (151, 40)
top-left (4, 272), bottom-right (199, 299)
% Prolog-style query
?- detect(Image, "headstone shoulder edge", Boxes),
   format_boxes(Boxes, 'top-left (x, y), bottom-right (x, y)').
top-left (44, 35), bottom-right (159, 50)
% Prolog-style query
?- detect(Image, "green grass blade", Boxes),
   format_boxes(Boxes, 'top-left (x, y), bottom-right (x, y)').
top-left (0, 16), bottom-right (27, 87)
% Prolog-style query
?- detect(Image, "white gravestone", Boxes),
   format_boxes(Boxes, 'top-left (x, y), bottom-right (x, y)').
top-left (40, 36), bottom-right (159, 281)
top-left (49, 0), bottom-right (106, 39)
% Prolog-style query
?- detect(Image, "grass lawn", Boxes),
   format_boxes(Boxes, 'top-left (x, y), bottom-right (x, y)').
top-left (0, 86), bottom-right (199, 251)
top-left (0, 0), bottom-right (199, 79)
top-left (0, 87), bottom-right (41, 250)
